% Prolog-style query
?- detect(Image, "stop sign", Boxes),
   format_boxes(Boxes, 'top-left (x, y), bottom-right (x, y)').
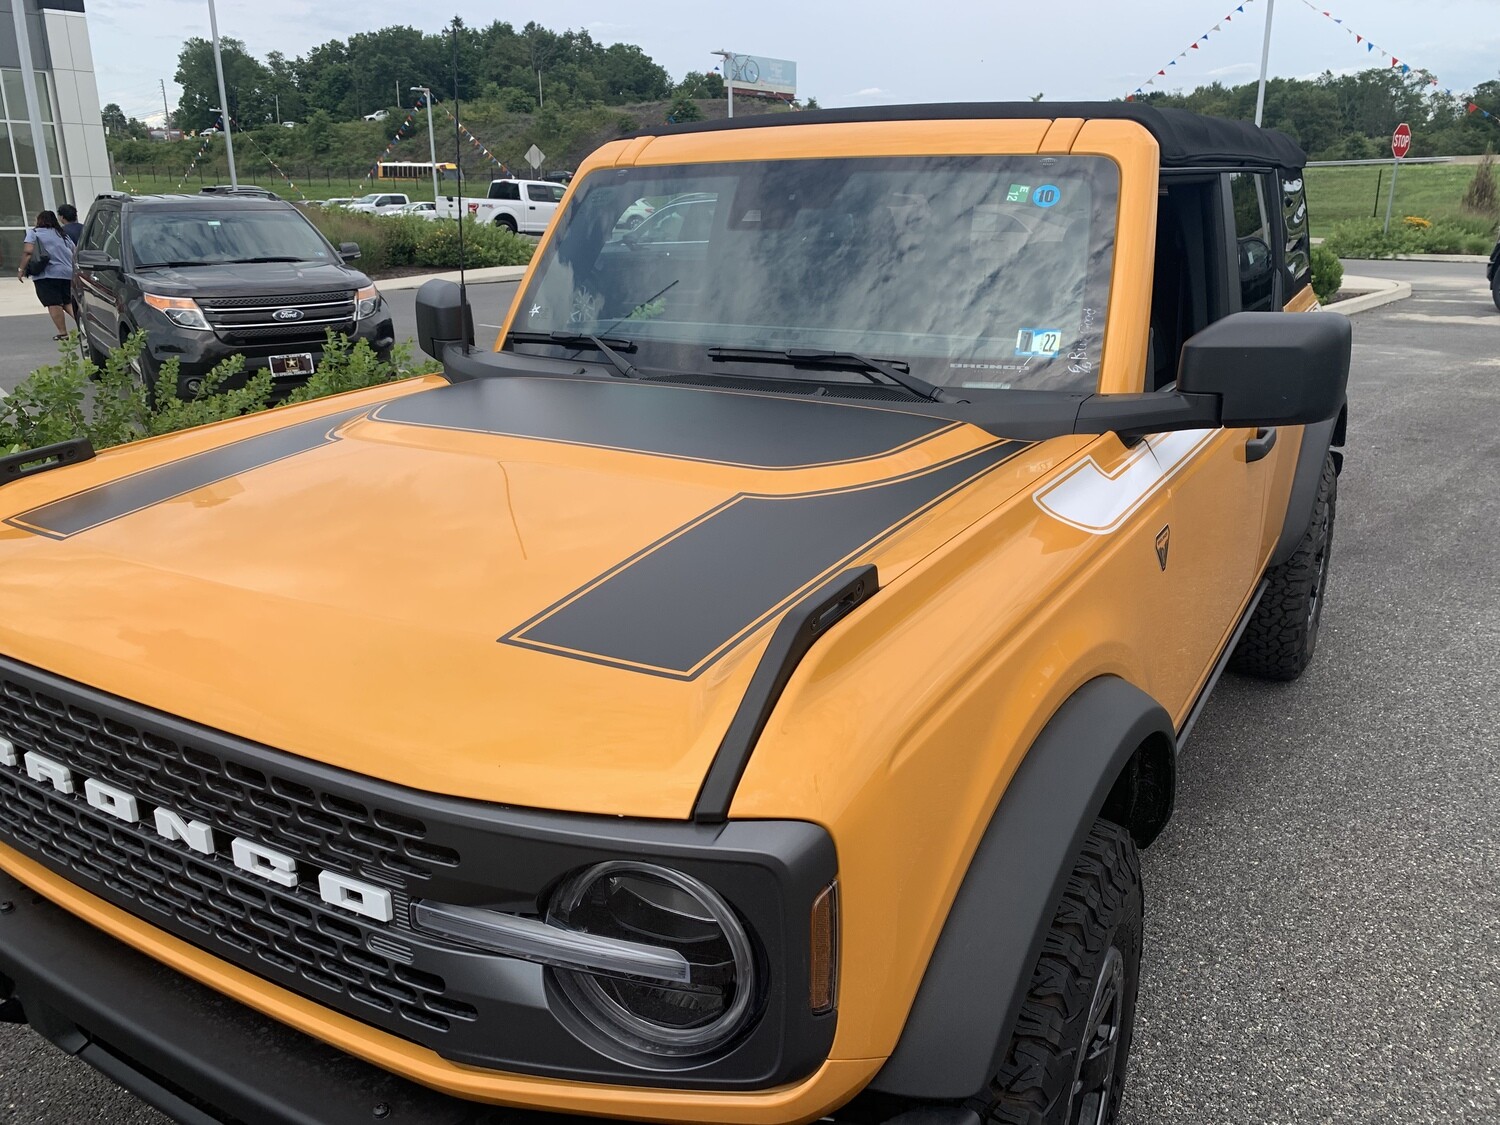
top-left (1392, 123), bottom-right (1412, 159)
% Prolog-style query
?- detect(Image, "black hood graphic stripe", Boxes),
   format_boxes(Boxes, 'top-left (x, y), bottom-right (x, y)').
top-left (504, 440), bottom-right (1028, 679)
top-left (6, 407), bottom-right (369, 540)
top-left (372, 377), bottom-right (956, 470)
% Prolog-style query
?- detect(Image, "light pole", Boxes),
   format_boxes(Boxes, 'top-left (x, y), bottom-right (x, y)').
top-left (712, 50), bottom-right (736, 118)
top-left (1254, 0), bottom-right (1276, 127)
top-left (206, 0), bottom-right (237, 186)
top-left (411, 87), bottom-right (440, 204)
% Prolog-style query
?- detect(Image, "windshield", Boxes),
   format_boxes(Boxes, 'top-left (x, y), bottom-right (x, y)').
top-left (129, 209), bottom-right (335, 267)
top-left (512, 155), bottom-right (1118, 392)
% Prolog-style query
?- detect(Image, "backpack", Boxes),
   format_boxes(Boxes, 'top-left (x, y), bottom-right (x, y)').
top-left (24, 231), bottom-right (52, 278)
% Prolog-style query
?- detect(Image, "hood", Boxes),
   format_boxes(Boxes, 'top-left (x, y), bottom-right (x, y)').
top-left (130, 259), bottom-right (370, 296)
top-left (0, 376), bottom-right (1058, 819)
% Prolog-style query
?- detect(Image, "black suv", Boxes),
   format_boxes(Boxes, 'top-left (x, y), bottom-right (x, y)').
top-left (73, 191), bottom-right (395, 397)
top-left (1488, 237), bottom-right (1499, 311)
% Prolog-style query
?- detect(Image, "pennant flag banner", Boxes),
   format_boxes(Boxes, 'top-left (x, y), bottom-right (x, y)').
top-left (440, 105), bottom-right (515, 178)
top-left (175, 125), bottom-right (218, 192)
top-left (1129, 0), bottom-right (1259, 99)
top-left (1298, 0), bottom-right (1500, 127)
top-left (353, 103), bottom-right (423, 195)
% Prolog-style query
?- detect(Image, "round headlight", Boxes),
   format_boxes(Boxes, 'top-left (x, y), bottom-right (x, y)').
top-left (546, 862), bottom-right (758, 1059)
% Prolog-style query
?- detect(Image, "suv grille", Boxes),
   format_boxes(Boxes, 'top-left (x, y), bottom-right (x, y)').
top-left (0, 672), bottom-right (477, 1046)
top-left (198, 291), bottom-right (357, 346)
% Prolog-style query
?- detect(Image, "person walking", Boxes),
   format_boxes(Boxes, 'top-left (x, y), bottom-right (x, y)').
top-left (57, 203), bottom-right (84, 244)
top-left (16, 210), bottom-right (79, 341)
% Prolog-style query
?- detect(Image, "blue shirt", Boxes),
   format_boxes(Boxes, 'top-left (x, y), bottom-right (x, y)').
top-left (24, 227), bottom-right (75, 281)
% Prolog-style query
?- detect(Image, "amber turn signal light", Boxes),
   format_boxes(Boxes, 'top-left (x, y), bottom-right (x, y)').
top-left (810, 881), bottom-right (838, 1014)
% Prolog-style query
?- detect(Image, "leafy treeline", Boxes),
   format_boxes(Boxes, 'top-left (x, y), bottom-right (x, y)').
top-left (1137, 68), bottom-right (1500, 159)
top-left (170, 19), bottom-right (679, 132)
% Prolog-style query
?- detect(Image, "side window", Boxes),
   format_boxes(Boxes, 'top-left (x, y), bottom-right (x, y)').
top-left (1227, 172), bottom-right (1275, 312)
top-left (495, 182), bottom-right (520, 202)
top-left (1280, 172), bottom-right (1312, 297)
top-left (98, 211), bottom-right (121, 259)
top-left (81, 209), bottom-right (110, 251)
top-left (678, 198), bottom-right (718, 242)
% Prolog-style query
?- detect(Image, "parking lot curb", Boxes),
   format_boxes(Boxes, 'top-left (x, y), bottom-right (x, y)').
top-left (376, 266), bottom-right (528, 292)
top-left (1323, 275), bottom-right (1412, 317)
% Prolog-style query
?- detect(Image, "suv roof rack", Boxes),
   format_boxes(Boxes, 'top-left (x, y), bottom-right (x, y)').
top-left (198, 185), bottom-right (281, 200)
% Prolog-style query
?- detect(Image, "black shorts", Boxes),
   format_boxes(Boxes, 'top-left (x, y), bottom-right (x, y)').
top-left (34, 277), bottom-right (73, 308)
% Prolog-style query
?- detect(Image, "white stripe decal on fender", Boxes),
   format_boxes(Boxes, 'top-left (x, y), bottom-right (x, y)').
top-left (1034, 428), bottom-right (1217, 534)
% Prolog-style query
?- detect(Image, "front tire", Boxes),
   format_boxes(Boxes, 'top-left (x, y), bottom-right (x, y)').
top-left (983, 820), bottom-right (1143, 1125)
top-left (1230, 453), bottom-right (1338, 681)
top-left (1490, 269), bottom-right (1499, 313)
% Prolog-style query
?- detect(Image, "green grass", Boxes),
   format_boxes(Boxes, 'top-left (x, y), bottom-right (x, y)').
top-left (1305, 163), bottom-right (1497, 237)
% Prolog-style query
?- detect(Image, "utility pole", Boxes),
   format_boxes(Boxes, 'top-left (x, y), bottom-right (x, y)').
top-left (712, 50), bottom-right (735, 118)
top-left (412, 86), bottom-right (440, 204)
top-left (274, 93), bottom-right (280, 125)
top-left (1254, 0), bottom-right (1276, 127)
top-left (160, 78), bottom-right (171, 129)
top-left (206, 0), bottom-right (237, 186)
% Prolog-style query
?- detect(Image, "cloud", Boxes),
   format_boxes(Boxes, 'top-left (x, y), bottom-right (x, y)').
top-left (852, 87), bottom-right (887, 98)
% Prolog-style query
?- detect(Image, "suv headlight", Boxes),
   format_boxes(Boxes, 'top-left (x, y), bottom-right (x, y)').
top-left (412, 862), bottom-right (759, 1060)
top-left (142, 292), bottom-right (210, 330)
top-left (355, 284), bottom-right (381, 319)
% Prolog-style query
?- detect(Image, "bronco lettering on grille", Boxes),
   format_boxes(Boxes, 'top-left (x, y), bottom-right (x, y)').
top-left (0, 736), bottom-right (394, 923)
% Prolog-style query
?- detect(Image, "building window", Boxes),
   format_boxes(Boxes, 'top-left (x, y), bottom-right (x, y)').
top-left (0, 67), bottom-right (64, 270)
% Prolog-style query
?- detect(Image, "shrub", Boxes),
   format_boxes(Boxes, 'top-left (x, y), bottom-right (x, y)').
top-left (414, 219), bottom-right (534, 269)
top-left (1310, 244), bottom-right (1343, 304)
top-left (1321, 219), bottom-right (1421, 259)
top-left (305, 206), bottom-right (391, 271)
top-left (1, 331), bottom-right (433, 457)
top-left (1402, 215), bottom-right (1432, 229)
top-left (1461, 148), bottom-right (1498, 218)
top-left (380, 215), bottom-right (428, 268)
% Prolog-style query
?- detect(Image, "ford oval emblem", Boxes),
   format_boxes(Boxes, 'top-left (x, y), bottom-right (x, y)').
top-left (272, 308), bottom-right (303, 322)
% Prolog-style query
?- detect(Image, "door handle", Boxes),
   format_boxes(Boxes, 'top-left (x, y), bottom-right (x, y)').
top-left (1245, 427), bottom-right (1278, 463)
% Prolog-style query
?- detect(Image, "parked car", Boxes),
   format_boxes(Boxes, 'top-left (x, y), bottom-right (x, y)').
top-left (613, 196), bottom-right (655, 230)
top-left (398, 200), bottom-right (440, 219)
top-left (282, 121), bottom-right (298, 129)
top-left (1488, 237), bottom-right (1499, 310)
top-left (363, 110), bottom-right (389, 122)
top-left (343, 192), bottom-right (410, 216)
top-left (433, 178), bottom-right (564, 232)
top-left (70, 190), bottom-right (393, 398)
top-left (321, 197), bottom-right (355, 209)
top-left (2, 103), bottom-right (1347, 1125)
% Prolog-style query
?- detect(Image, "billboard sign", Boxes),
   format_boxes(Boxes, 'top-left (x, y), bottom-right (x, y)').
top-left (724, 54), bottom-right (797, 99)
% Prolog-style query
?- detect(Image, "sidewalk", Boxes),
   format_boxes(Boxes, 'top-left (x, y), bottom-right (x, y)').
top-left (1, 277), bottom-right (45, 318)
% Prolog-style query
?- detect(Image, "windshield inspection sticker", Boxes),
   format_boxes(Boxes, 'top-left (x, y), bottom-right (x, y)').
top-left (1006, 184), bottom-right (1031, 203)
top-left (1016, 329), bottom-right (1063, 357)
top-left (1032, 184), bottom-right (1062, 208)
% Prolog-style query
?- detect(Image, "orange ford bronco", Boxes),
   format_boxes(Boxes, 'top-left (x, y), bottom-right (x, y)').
top-left (0, 103), bottom-right (1348, 1125)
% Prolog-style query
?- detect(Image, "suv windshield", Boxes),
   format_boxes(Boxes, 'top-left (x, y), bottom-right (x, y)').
top-left (513, 155), bottom-right (1118, 392)
top-left (129, 208), bottom-right (335, 267)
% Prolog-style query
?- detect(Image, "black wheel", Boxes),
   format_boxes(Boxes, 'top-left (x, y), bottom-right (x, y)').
top-left (983, 819), bottom-right (1142, 1125)
top-left (495, 214), bottom-right (518, 234)
top-left (1490, 270), bottom-right (1499, 313)
top-left (1230, 453), bottom-right (1338, 681)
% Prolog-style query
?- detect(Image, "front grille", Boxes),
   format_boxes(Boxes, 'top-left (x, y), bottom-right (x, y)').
top-left (0, 673), bottom-right (475, 1045)
top-left (219, 321), bottom-right (356, 345)
top-left (199, 291), bottom-right (354, 309)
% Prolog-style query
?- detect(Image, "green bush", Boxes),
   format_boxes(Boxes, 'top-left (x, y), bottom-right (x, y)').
top-left (381, 215), bottom-right (428, 268)
top-left (1, 331), bottom-right (432, 457)
top-left (1323, 215), bottom-right (1498, 259)
top-left (305, 206), bottom-right (391, 271)
top-left (414, 219), bottom-right (534, 269)
top-left (1310, 244), bottom-right (1344, 303)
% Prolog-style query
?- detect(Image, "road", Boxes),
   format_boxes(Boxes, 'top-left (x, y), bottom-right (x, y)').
top-left (0, 260), bottom-right (1497, 1123)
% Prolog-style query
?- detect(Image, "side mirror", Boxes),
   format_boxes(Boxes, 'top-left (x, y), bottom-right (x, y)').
top-left (338, 242), bottom-right (361, 262)
top-left (1178, 311), bottom-right (1350, 428)
top-left (75, 249), bottom-right (119, 271)
top-left (1237, 236), bottom-right (1272, 281)
top-left (415, 278), bottom-right (474, 361)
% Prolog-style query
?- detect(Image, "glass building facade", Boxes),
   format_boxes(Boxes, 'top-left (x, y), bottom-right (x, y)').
top-left (1, 0), bottom-right (112, 269)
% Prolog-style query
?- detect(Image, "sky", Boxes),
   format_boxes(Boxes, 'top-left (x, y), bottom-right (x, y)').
top-left (87, 0), bottom-right (1500, 125)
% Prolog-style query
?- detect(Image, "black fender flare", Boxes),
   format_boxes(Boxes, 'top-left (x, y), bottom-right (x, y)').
top-left (1269, 403), bottom-right (1345, 568)
top-left (865, 675), bottom-right (1174, 1102)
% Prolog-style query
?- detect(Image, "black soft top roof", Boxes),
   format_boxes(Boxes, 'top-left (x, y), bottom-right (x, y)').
top-left (650, 101), bottom-right (1307, 170)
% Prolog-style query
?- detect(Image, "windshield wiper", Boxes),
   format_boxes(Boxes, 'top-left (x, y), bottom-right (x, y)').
top-left (136, 260), bottom-right (217, 269)
top-left (508, 331), bottom-right (640, 379)
top-left (706, 346), bottom-right (952, 402)
top-left (223, 256), bottom-right (309, 264)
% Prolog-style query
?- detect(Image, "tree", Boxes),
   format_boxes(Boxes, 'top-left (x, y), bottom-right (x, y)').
top-left (676, 71), bottom-right (725, 99)
top-left (668, 94), bottom-right (702, 123)
top-left (304, 109), bottom-right (333, 155)
top-left (173, 36), bottom-right (272, 130)
top-left (102, 103), bottom-right (129, 133)
top-left (1461, 147), bottom-right (1498, 217)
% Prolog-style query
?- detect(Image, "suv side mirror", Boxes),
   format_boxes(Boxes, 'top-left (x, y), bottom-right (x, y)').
top-left (338, 242), bottom-right (361, 262)
top-left (415, 278), bottom-right (474, 361)
top-left (1177, 311), bottom-right (1350, 428)
top-left (75, 249), bottom-right (120, 271)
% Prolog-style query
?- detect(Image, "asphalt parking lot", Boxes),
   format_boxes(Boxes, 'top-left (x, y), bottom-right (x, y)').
top-left (0, 259), bottom-right (1496, 1122)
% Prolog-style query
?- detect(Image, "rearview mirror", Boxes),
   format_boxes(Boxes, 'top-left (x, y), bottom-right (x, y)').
top-left (338, 242), bottom-right (361, 262)
top-left (415, 278), bottom-right (474, 361)
top-left (1177, 311), bottom-right (1350, 428)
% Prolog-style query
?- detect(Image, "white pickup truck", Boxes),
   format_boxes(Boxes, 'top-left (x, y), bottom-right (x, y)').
top-left (343, 192), bottom-right (410, 216)
top-left (434, 178), bottom-right (566, 233)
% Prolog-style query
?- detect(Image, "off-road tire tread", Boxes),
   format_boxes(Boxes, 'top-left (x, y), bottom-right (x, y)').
top-left (982, 819), bottom-right (1142, 1125)
top-left (1230, 454), bottom-right (1337, 682)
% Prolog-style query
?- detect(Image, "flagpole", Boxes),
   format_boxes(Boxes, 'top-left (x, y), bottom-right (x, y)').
top-left (1254, 0), bottom-right (1276, 126)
